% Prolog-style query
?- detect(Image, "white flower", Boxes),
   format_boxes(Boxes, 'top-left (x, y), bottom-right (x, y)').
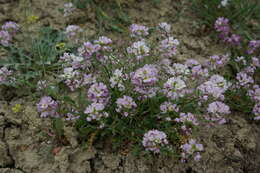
top-left (110, 69), bottom-right (127, 91)
top-left (61, 67), bottom-right (77, 79)
top-left (158, 22), bottom-right (171, 33)
top-left (220, 0), bottom-right (229, 7)
top-left (166, 63), bottom-right (190, 77)
top-left (127, 40), bottom-right (150, 59)
top-left (165, 77), bottom-right (186, 90)
top-left (71, 54), bottom-right (84, 62)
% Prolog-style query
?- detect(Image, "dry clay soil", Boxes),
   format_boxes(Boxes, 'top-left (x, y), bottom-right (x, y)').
top-left (0, 0), bottom-right (260, 173)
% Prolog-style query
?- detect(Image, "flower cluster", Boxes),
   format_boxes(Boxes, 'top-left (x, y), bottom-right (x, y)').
top-left (185, 59), bottom-right (209, 79)
top-left (78, 41), bottom-right (101, 60)
top-left (181, 139), bottom-right (204, 162)
top-left (219, 0), bottom-right (230, 7)
top-left (247, 40), bottom-right (260, 55)
top-left (87, 82), bottom-right (110, 105)
top-left (59, 35), bottom-right (113, 91)
top-left (198, 75), bottom-right (231, 100)
top-left (110, 69), bottom-right (128, 91)
top-left (84, 102), bottom-right (109, 122)
top-left (0, 21), bottom-right (19, 46)
top-left (157, 22), bottom-right (171, 34)
top-left (163, 77), bottom-right (187, 99)
top-left (207, 101), bottom-right (230, 114)
top-left (159, 37), bottom-right (179, 57)
top-left (252, 103), bottom-right (260, 120)
top-left (0, 30), bottom-right (11, 46)
top-left (64, 2), bottom-right (75, 17)
top-left (207, 54), bottom-right (229, 69)
top-left (248, 85), bottom-right (260, 102)
top-left (175, 113), bottom-right (199, 134)
top-left (129, 24), bottom-right (149, 38)
top-left (61, 67), bottom-right (80, 80)
top-left (165, 63), bottom-right (190, 77)
top-left (235, 71), bottom-right (254, 88)
top-left (12, 104), bottom-right (22, 113)
top-left (94, 36), bottom-right (112, 51)
top-left (160, 102), bottom-right (179, 114)
top-left (252, 57), bottom-right (260, 67)
top-left (59, 52), bottom-right (95, 91)
top-left (65, 111), bottom-right (80, 121)
top-left (206, 101), bottom-right (230, 124)
top-left (142, 130), bottom-right (169, 153)
top-left (248, 85), bottom-right (260, 120)
top-left (0, 67), bottom-right (13, 84)
top-left (116, 96), bottom-right (137, 117)
top-left (37, 96), bottom-right (59, 118)
top-left (2, 21), bottom-right (19, 35)
top-left (159, 102), bottom-right (179, 121)
top-left (235, 56), bottom-right (247, 65)
top-left (60, 68), bottom-right (88, 91)
top-left (68, 73), bottom-right (95, 91)
top-left (175, 113), bottom-right (199, 126)
top-left (131, 64), bottom-right (159, 97)
top-left (65, 25), bottom-right (83, 44)
top-left (60, 53), bottom-right (85, 69)
top-left (61, 68), bottom-right (82, 90)
top-left (214, 17), bottom-right (240, 46)
top-left (37, 80), bottom-right (48, 91)
top-left (127, 40), bottom-right (150, 60)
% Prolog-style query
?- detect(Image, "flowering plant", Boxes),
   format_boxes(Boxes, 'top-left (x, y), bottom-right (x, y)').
top-left (1, 20), bottom-right (258, 163)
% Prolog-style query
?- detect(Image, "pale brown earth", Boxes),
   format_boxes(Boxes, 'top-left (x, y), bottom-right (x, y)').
top-left (0, 0), bottom-right (259, 173)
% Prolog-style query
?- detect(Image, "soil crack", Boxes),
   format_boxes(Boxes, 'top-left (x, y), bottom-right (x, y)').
top-left (1, 121), bottom-right (26, 173)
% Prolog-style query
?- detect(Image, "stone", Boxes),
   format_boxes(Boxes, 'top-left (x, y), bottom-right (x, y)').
top-left (0, 140), bottom-right (13, 167)
top-left (0, 168), bottom-right (24, 173)
top-left (64, 126), bottom-right (78, 148)
top-left (102, 154), bottom-right (120, 170)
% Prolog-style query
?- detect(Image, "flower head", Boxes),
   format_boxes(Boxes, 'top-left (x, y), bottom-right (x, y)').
top-left (215, 17), bottom-right (230, 35)
top-left (253, 102), bottom-right (260, 116)
top-left (110, 69), bottom-right (128, 91)
top-left (88, 82), bottom-right (110, 104)
top-left (127, 40), bottom-right (150, 59)
top-left (142, 130), bottom-right (168, 153)
top-left (207, 101), bottom-right (230, 115)
top-left (65, 25), bottom-right (83, 44)
top-left (248, 85), bottom-right (260, 102)
top-left (158, 22), bottom-right (171, 33)
top-left (198, 75), bottom-right (230, 99)
top-left (159, 37), bottom-right (179, 57)
top-left (247, 40), bottom-right (260, 54)
top-left (0, 30), bottom-right (11, 46)
top-left (163, 77), bottom-right (187, 99)
top-left (236, 72), bottom-right (254, 88)
top-left (84, 102), bottom-right (109, 121)
top-left (2, 21), bottom-right (19, 35)
top-left (78, 42), bottom-right (101, 60)
top-left (0, 67), bottom-right (13, 84)
top-left (207, 54), bottom-right (229, 69)
top-left (116, 96), bottom-right (137, 117)
top-left (160, 102), bottom-right (179, 114)
top-left (181, 139), bottom-right (203, 162)
top-left (129, 24), bottom-right (149, 38)
top-left (64, 2), bottom-right (75, 17)
top-left (37, 96), bottom-right (59, 118)
top-left (12, 104), bottom-right (22, 113)
top-left (131, 64), bottom-right (159, 87)
top-left (175, 112), bottom-right (199, 126)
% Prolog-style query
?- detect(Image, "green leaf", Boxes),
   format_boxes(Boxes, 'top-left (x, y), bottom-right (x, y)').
top-left (63, 96), bottom-right (76, 105)
top-left (53, 118), bottom-right (64, 137)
